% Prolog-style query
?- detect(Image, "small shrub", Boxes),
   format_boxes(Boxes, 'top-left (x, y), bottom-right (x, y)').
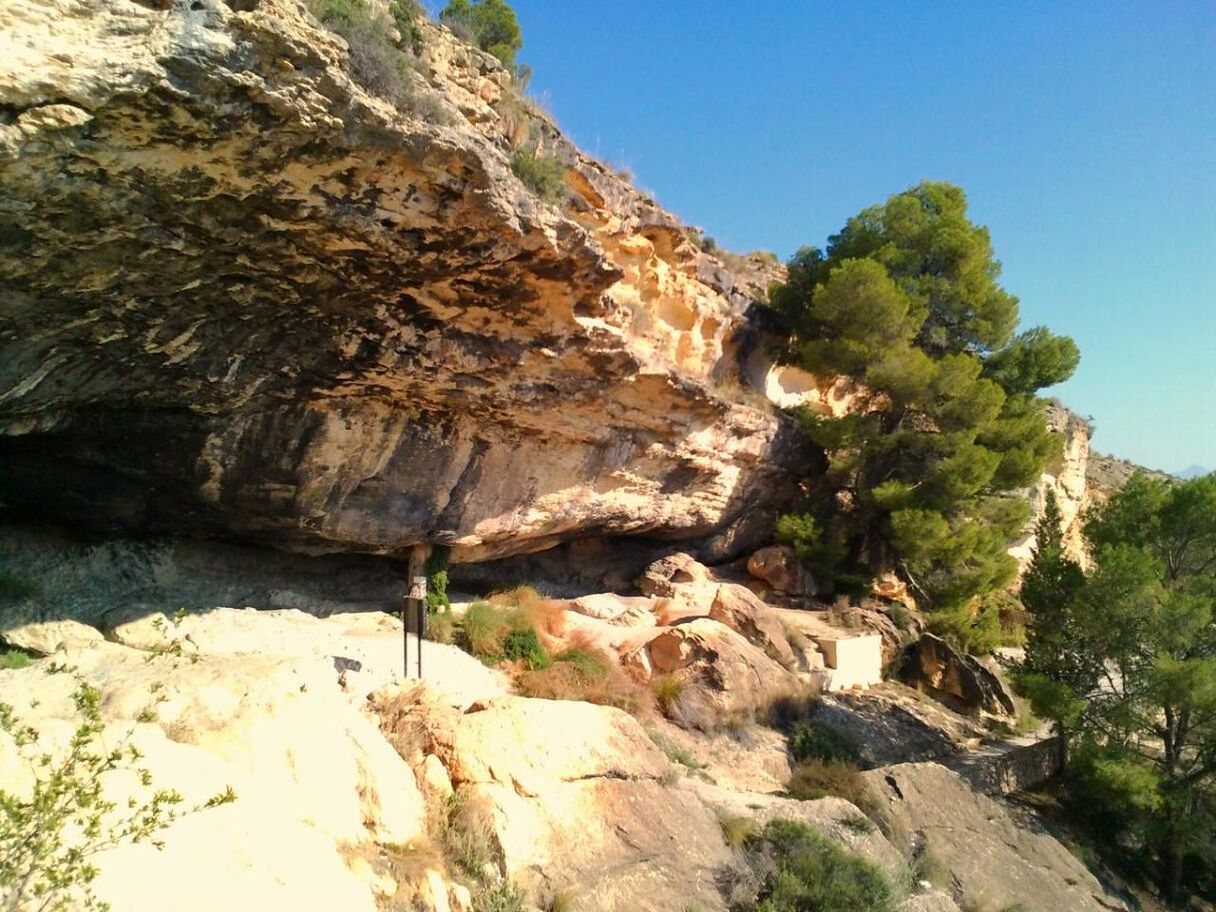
top-left (731, 818), bottom-right (895, 912)
top-left (544, 888), bottom-right (577, 912)
top-left (0, 649), bottom-right (32, 670)
top-left (441, 790), bottom-right (497, 878)
top-left (0, 680), bottom-right (236, 912)
top-left (786, 760), bottom-right (883, 822)
top-left (516, 653), bottom-right (648, 715)
top-left (913, 844), bottom-right (951, 888)
top-left (788, 722), bottom-right (861, 765)
top-left (509, 148), bottom-right (568, 204)
top-left (552, 647), bottom-right (609, 678)
top-left (426, 613), bottom-right (455, 645)
top-left (653, 674), bottom-right (686, 716)
top-left (473, 880), bottom-right (526, 912)
top-left (764, 687), bottom-right (820, 730)
top-left (719, 814), bottom-right (757, 849)
top-left (387, 0), bottom-right (425, 54)
top-left (648, 730), bottom-right (705, 771)
top-left (841, 813), bottom-right (875, 834)
top-left (888, 603), bottom-right (913, 632)
top-left (657, 767), bottom-right (680, 787)
top-left (501, 626), bottom-right (549, 669)
top-left (307, 0), bottom-right (415, 106)
top-left (459, 601), bottom-right (511, 657)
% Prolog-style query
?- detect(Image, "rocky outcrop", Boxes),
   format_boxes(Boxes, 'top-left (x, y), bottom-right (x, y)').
top-left (903, 634), bottom-right (1017, 717)
top-left (0, 0), bottom-right (804, 564)
top-left (746, 543), bottom-right (815, 596)
top-left (1008, 403), bottom-right (1092, 570)
top-left (864, 763), bottom-right (1130, 912)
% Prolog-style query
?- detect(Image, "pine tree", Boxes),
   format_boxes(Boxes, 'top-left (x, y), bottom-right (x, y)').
top-left (1016, 490), bottom-right (1094, 741)
top-left (770, 182), bottom-right (1079, 645)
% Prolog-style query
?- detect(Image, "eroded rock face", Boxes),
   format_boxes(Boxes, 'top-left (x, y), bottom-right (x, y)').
top-left (1008, 404), bottom-right (1092, 571)
top-left (0, 0), bottom-right (803, 563)
top-left (864, 763), bottom-right (1130, 912)
top-left (903, 634), bottom-right (1017, 717)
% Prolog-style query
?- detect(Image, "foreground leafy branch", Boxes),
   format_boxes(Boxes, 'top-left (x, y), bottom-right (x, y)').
top-left (0, 680), bottom-right (236, 912)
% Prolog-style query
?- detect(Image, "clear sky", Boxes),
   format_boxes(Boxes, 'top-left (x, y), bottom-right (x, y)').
top-left (505, 0), bottom-right (1216, 474)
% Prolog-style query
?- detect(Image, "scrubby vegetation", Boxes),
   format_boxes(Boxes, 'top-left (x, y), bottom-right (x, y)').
top-left (0, 678), bottom-right (236, 912)
top-left (439, 0), bottom-right (524, 74)
top-left (1018, 473), bottom-right (1216, 903)
top-left (727, 818), bottom-right (896, 912)
top-left (509, 147), bottom-right (568, 204)
top-left (770, 181), bottom-right (1080, 653)
top-left (306, 0), bottom-right (447, 120)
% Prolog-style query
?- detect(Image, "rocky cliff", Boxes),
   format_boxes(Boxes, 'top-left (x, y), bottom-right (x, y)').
top-left (1007, 402), bottom-right (1092, 570)
top-left (0, 0), bottom-right (803, 563)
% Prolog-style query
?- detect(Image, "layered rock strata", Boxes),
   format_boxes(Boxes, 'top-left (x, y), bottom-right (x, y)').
top-left (0, 0), bottom-right (803, 562)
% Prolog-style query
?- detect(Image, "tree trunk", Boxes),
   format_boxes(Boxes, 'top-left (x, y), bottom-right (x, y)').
top-left (1163, 831), bottom-right (1185, 904)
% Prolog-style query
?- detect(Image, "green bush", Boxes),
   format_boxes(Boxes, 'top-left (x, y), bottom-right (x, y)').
top-left (501, 626), bottom-right (549, 669)
top-left (786, 760), bottom-right (882, 822)
top-left (306, 0), bottom-right (446, 116)
top-left (552, 647), bottom-right (609, 678)
top-left (439, 0), bottom-right (523, 70)
top-left (509, 148), bottom-right (568, 204)
top-left (425, 545), bottom-right (452, 614)
top-left (788, 723), bottom-right (861, 765)
top-left (458, 601), bottom-right (511, 657)
top-left (0, 649), bottom-right (32, 670)
top-left (731, 818), bottom-right (895, 912)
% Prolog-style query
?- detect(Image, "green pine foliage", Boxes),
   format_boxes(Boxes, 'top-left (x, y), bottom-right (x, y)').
top-left (770, 182), bottom-right (1079, 638)
top-left (1022, 473), bottom-right (1216, 901)
top-left (439, 0), bottom-right (523, 70)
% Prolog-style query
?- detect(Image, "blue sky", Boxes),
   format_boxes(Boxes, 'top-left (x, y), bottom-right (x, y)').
top-left (505, 0), bottom-right (1216, 473)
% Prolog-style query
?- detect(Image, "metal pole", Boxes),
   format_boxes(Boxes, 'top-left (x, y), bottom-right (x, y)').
top-left (404, 545), bottom-right (431, 679)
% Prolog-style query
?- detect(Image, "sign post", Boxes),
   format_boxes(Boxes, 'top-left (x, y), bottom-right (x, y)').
top-left (403, 544), bottom-right (432, 679)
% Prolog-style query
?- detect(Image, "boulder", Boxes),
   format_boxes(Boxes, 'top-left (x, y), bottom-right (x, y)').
top-left (635, 552), bottom-right (711, 598)
top-left (810, 683), bottom-right (987, 767)
top-left (566, 593), bottom-right (657, 627)
top-left (904, 634), bottom-right (1017, 716)
top-left (707, 583), bottom-right (797, 669)
top-left (418, 695), bottom-right (734, 912)
top-left (635, 618), bottom-right (802, 723)
top-left (1, 618), bottom-right (103, 654)
top-left (0, 639), bottom-right (430, 912)
top-left (746, 544), bottom-right (815, 595)
top-left (862, 763), bottom-right (1130, 912)
top-left (100, 606), bottom-right (196, 655)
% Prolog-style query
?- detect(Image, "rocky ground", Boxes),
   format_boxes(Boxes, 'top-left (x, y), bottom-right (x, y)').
top-left (1, 531), bottom-right (1133, 912)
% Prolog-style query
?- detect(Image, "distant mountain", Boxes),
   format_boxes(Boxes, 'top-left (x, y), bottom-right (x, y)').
top-left (1178, 465), bottom-right (1210, 479)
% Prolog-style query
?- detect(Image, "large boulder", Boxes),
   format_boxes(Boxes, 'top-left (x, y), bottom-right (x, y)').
top-left (746, 544), bottom-right (815, 596)
top-left (635, 552), bottom-right (712, 598)
top-left (392, 693), bottom-right (734, 912)
top-left (904, 634), bottom-right (1016, 716)
top-left (0, 638), bottom-right (430, 912)
top-left (707, 583), bottom-right (797, 669)
top-left (862, 763), bottom-right (1130, 912)
top-left (0, 617), bottom-right (103, 654)
top-left (632, 618), bottom-right (801, 722)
